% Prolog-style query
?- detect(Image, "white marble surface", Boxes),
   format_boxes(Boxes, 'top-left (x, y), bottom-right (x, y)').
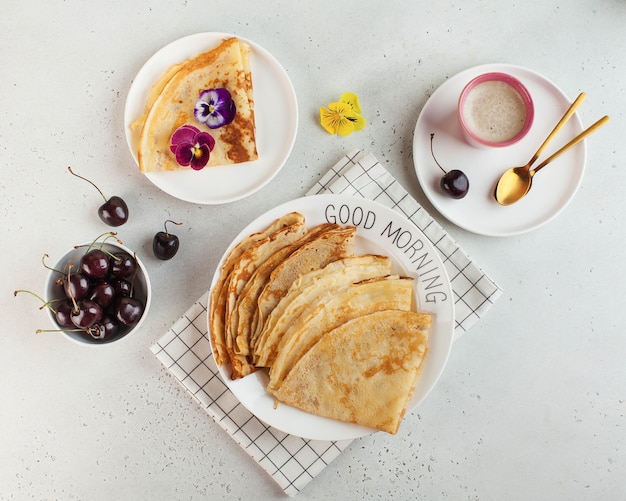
top-left (2, 1), bottom-right (625, 499)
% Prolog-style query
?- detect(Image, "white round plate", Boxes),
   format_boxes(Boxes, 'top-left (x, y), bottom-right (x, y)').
top-left (413, 63), bottom-right (586, 237)
top-left (124, 32), bottom-right (298, 204)
top-left (208, 194), bottom-right (455, 441)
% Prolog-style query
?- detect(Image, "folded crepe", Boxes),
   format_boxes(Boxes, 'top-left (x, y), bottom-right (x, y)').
top-left (251, 254), bottom-right (392, 359)
top-left (224, 221), bottom-right (309, 378)
top-left (264, 275), bottom-right (415, 386)
top-left (251, 225), bottom-right (356, 346)
top-left (209, 212), bottom-right (305, 367)
top-left (134, 37), bottom-right (258, 172)
top-left (268, 310), bottom-right (432, 435)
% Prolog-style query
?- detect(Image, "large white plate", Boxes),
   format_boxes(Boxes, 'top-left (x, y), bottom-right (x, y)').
top-left (124, 32), bottom-right (298, 204)
top-left (413, 63), bottom-right (586, 237)
top-left (208, 194), bottom-right (455, 441)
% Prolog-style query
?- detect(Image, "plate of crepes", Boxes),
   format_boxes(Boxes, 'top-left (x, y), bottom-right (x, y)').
top-left (208, 194), bottom-right (455, 441)
top-left (124, 32), bottom-right (298, 204)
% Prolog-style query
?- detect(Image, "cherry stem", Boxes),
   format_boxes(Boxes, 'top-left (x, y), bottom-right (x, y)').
top-left (129, 252), bottom-right (139, 298)
top-left (68, 166), bottom-right (107, 203)
top-left (41, 253), bottom-right (64, 275)
top-left (163, 219), bottom-right (183, 237)
top-left (67, 262), bottom-right (79, 312)
top-left (74, 231), bottom-right (122, 258)
top-left (36, 328), bottom-right (84, 334)
top-left (429, 133), bottom-right (448, 174)
top-left (14, 290), bottom-right (57, 314)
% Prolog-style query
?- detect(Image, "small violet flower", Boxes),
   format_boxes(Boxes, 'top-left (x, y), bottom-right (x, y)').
top-left (320, 92), bottom-right (366, 136)
top-left (170, 124), bottom-right (215, 170)
top-left (194, 88), bottom-right (237, 129)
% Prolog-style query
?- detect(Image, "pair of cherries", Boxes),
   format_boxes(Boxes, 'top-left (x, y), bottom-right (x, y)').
top-left (69, 167), bottom-right (181, 260)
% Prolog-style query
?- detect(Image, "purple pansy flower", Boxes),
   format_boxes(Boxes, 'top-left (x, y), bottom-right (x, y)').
top-left (170, 124), bottom-right (215, 170)
top-left (194, 88), bottom-right (236, 129)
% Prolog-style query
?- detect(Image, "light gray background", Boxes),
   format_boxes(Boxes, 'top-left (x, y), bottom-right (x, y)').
top-left (2, 1), bottom-right (624, 499)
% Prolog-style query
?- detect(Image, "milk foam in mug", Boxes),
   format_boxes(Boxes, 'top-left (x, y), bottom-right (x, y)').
top-left (458, 72), bottom-right (534, 148)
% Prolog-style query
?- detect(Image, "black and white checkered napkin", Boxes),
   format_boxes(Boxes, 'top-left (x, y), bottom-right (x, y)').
top-left (150, 150), bottom-right (502, 496)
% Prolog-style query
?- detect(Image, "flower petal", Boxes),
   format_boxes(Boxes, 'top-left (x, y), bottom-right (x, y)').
top-left (194, 101), bottom-right (212, 123)
top-left (195, 88), bottom-right (237, 128)
top-left (320, 106), bottom-right (340, 134)
top-left (336, 117), bottom-right (356, 136)
top-left (189, 143), bottom-right (210, 170)
top-left (351, 112), bottom-right (366, 131)
top-left (171, 124), bottom-right (200, 145)
top-left (340, 92), bottom-right (362, 114)
top-left (195, 131), bottom-right (216, 151)
top-left (320, 102), bottom-right (360, 135)
top-left (328, 101), bottom-right (353, 115)
top-left (174, 143), bottom-right (194, 166)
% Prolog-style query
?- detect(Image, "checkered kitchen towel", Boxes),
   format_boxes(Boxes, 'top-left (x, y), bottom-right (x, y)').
top-left (150, 150), bottom-right (503, 496)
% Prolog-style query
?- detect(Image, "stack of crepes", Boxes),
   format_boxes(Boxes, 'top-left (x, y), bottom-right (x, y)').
top-left (131, 37), bottom-right (258, 172)
top-left (209, 212), bottom-right (432, 435)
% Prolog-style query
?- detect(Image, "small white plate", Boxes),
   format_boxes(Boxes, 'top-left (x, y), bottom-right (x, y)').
top-left (124, 32), bottom-right (298, 204)
top-left (413, 63), bottom-right (586, 237)
top-left (208, 194), bottom-right (455, 441)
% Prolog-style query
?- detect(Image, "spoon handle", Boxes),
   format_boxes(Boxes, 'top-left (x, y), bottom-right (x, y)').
top-left (533, 115), bottom-right (610, 173)
top-left (528, 92), bottom-right (587, 166)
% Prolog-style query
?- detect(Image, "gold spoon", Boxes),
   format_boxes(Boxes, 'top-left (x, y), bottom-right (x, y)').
top-left (494, 92), bottom-right (589, 206)
top-left (494, 92), bottom-right (586, 205)
top-left (494, 113), bottom-right (609, 205)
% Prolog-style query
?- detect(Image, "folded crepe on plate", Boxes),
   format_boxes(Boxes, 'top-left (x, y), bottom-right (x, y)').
top-left (134, 37), bottom-right (258, 172)
top-left (209, 212), bottom-right (305, 367)
top-left (268, 310), bottom-right (432, 435)
top-left (224, 220), bottom-right (309, 378)
top-left (251, 254), bottom-right (392, 359)
top-left (263, 275), bottom-right (415, 387)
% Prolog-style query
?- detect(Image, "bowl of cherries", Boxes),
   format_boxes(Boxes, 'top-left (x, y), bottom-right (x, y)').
top-left (43, 237), bottom-right (151, 345)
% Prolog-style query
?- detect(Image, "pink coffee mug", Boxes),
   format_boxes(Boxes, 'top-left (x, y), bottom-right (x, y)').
top-left (458, 72), bottom-right (534, 148)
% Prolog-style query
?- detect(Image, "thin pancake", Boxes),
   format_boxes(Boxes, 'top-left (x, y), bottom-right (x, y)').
top-left (264, 276), bottom-right (414, 384)
top-left (269, 310), bottom-right (431, 434)
top-left (209, 212), bottom-right (305, 366)
top-left (233, 224), bottom-right (345, 361)
top-left (224, 221), bottom-right (309, 378)
top-left (137, 37), bottom-right (257, 172)
top-left (252, 255), bottom-right (392, 364)
top-left (252, 225), bottom-right (356, 345)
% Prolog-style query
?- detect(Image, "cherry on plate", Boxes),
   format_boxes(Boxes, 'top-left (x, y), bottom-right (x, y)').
top-left (429, 133), bottom-right (470, 199)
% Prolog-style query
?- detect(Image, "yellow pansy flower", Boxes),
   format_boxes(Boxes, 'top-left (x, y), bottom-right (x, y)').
top-left (320, 92), bottom-right (366, 136)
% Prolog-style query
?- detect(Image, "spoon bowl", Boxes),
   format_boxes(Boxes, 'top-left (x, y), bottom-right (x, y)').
top-left (494, 92), bottom-right (586, 205)
top-left (495, 114), bottom-right (610, 205)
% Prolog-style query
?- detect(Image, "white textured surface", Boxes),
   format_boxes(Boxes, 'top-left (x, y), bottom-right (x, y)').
top-left (1, 1), bottom-right (625, 500)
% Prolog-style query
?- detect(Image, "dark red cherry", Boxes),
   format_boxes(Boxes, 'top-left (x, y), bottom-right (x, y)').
top-left (63, 273), bottom-right (92, 301)
top-left (55, 299), bottom-right (75, 327)
top-left (111, 278), bottom-right (131, 297)
top-left (440, 170), bottom-right (470, 199)
top-left (70, 300), bottom-right (103, 329)
top-left (87, 314), bottom-right (120, 340)
top-left (430, 133), bottom-right (469, 199)
top-left (99, 196), bottom-right (129, 227)
top-left (68, 167), bottom-right (129, 226)
top-left (153, 220), bottom-right (182, 260)
top-left (110, 251), bottom-right (136, 278)
top-left (115, 296), bottom-right (144, 325)
top-left (89, 281), bottom-right (116, 309)
top-left (80, 249), bottom-right (110, 278)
